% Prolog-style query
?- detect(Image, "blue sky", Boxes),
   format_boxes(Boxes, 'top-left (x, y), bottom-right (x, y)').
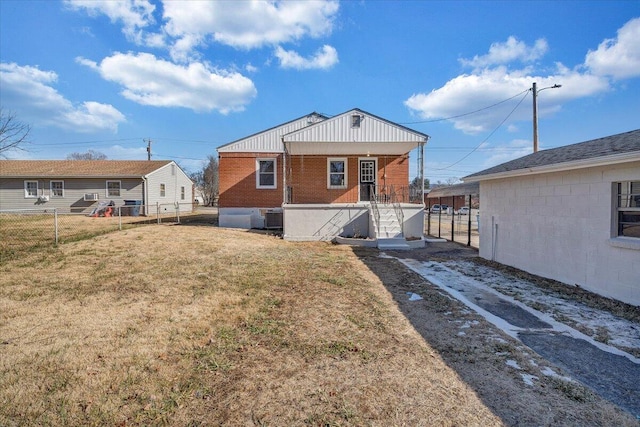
top-left (1, 0), bottom-right (639, 183)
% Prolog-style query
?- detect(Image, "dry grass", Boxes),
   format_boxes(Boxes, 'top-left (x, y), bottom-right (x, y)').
top-left (0, 225), bottom-right (636, 426)
top-left (0, 209), bottom-right (215, 262)
top-left (0, 225), bottom-right (501, 426)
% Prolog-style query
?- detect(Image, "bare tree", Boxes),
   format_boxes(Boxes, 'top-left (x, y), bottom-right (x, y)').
top-left (66, 150), bottom-right (108, 160)
top-left (191, 155), bottom-right (219, 206)
top-left (0, 108), bottom-right (31, 157)
top-left (410, 176), bottom-right (430, 190)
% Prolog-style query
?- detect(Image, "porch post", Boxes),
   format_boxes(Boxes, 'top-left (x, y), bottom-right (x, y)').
top-left (420, 140), bottom-right (425, 207)
top-left (282, 137), bottom-right (287, 205)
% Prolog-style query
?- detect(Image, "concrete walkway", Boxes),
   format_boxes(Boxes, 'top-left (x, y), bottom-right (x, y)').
top-left (394, 254), bottom-right (640, 419)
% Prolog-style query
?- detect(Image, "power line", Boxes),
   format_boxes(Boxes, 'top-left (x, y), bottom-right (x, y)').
top-left (431, 90), bottom-right (530, 171)
top-left (32, 138), bottom-right (142, 146)
top-left (400, 89), bottom-right (530, 124)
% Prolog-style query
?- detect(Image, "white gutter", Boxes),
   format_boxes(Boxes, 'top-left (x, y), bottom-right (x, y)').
top-left (464, 151), bottom-right (640, 182)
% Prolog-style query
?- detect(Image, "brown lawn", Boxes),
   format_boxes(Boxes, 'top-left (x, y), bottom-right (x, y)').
top-left (0, 225), bottom-right (635, 426)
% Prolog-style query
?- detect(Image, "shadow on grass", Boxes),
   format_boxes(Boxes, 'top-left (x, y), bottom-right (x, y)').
top-left (349, 243), bottom-right (637, 426)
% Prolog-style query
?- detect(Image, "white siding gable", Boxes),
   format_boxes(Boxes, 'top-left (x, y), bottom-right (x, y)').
top-left (283, 109), bottom-right (427, 144)
top-left (145, 161), bottom-right (193, 205)
top-left (218, 113), bottom-right (325, 153)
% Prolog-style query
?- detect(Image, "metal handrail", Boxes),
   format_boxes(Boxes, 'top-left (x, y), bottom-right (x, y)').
top-left (369, 185), bottom-right (381, 234)
top-left (390, 185), bottom-right (405, 236)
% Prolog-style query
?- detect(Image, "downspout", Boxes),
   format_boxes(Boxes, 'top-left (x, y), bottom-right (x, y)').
top-left (142, 175), bottom-right (148, 216)
top-left (281, 137), bottom-right (288, 238)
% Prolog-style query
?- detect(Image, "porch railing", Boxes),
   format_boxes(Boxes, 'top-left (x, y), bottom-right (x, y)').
top-left (371, 185), bottom-right (423, 205)
top-left (284, 184), bottom-right (423, 205)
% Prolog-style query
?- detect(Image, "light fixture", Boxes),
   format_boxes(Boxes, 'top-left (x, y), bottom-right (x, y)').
top-left (532, 82), bottom-right (562, 153)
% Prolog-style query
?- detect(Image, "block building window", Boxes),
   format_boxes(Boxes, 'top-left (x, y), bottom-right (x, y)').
top-left (616, 181), bottom-right (640, 238)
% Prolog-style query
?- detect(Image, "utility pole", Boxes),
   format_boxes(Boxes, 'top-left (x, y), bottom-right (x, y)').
top-left (532, 82), bottom-right (539, 153)
top-left (531, 82), bottom-right (562, 153)
top-left (145, 138), bottom-right (152, 160)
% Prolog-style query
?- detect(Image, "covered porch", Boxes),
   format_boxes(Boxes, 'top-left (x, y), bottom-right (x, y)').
top-left (281, 138), bottom-right (427, 248)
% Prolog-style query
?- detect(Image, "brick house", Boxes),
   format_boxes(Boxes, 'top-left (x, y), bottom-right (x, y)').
top-left (217, 108), bottom-right (429, 248)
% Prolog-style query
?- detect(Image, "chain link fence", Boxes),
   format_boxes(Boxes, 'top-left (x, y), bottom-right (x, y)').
top-left (0, 203), bottom-right (217, 261)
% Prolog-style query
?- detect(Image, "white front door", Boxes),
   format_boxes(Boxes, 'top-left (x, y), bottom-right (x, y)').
top-left (359, 159), bottom-right (376, 202)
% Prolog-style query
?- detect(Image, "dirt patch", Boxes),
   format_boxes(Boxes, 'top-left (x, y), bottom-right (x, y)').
top-left (353, 245), bottom-right (639, 425)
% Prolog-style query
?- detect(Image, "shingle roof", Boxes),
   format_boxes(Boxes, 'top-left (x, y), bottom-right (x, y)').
top-left (0, 160), bottom-right (173, 178)
top-left (464, 129), bottom-right (640, 180)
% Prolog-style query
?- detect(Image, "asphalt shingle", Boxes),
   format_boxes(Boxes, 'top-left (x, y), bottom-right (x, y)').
top-left (465, 129), bottom-right (640, 180)
top-left (0, 160), bottom-right (173, 178)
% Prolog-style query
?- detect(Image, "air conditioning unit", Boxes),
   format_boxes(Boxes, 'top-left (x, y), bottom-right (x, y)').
top-left (38, 195), bottom-right (49, 202)
top-left (84, 193), bottom-right (99, 202)
top-left (264, 211), bottom-right (283, 229)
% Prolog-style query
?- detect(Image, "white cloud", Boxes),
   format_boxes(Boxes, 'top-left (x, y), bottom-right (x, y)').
top-left (77, 52), bottom-right (257, 113)
top-left (405, 22), bottom-right (629, 135)
top-left (585, 17), bottom-right (640, 79)
top-left (161, 0), bottom-right (339, 61)
top-left (275, 45), bottom-right (338, 70)
top-left (460, 37), bottom-right (548, 69)
top-left (405, 67), bottom-right (582, 134)
top-left (64, 0), bottom-right (156, 45)
top-left (0, 62), bottom-right (125, 133)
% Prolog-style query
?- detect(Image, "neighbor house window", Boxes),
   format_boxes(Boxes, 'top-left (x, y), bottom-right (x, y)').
top-left (180, 186), bottom-right (185, 200)
top-left (50, 180), bottom-right (64, 198)
top-left (160, 183), bottom-right (166, 197)
top-left (256, 158), bottom-right (277, 189)
top-left (24, 180), bottom-right (38, 198)
top-left (351, 115), bottom-right (361, 128)
top-left (616, 181), bottom-right (640, 238)
top-left (328, 158), bottom-right (347, 189)
top-left (106, 180), bottom-right (121, 197)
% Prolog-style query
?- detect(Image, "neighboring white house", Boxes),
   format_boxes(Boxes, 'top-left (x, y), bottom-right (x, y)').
top-left (0, 160), bottom-right (194, 214)
top-left (463, 129), bottom-right (640, 306)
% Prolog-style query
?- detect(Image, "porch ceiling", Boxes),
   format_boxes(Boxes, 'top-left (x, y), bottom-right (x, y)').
top-left (284, 141), bottom-right (417, 156)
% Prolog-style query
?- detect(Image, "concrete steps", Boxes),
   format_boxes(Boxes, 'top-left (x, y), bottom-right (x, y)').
top-left (377, 237), bottom-right (411, 250)
top-left (374, 206), bottom-right (409, 249)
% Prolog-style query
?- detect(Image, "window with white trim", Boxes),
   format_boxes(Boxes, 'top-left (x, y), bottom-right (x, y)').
top-left (328, 158), bottom-right (347, 189)
top-left (24, 180), bottom-right (38, 198)
top-left (616, 181), bottom-right (640, 238)
top-left (351, 115), bottom-right (361, 128)
top-left (160, 183), bottom-right (166, 197)
top-left (256, 158), bottom-right (277, 189)
top-left (180, 186), bottom-right (185, 200)
top-left (106, 180), bottom-right (121, 197)
top-left (50, 180), bottom-right (64, 197)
